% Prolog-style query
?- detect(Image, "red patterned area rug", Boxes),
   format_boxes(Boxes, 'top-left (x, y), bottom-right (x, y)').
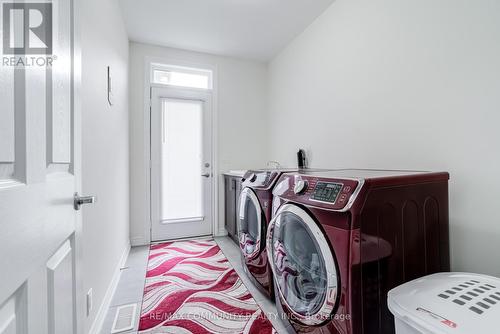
top-left (138, 239), bottom-right (277, 334)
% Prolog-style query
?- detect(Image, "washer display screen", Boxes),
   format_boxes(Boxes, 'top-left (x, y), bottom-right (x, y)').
top-left (311, 182), bottom-right (343, 203)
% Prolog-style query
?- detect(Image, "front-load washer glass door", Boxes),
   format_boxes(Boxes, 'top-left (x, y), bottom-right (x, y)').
top-left (238, 188), bottom-right (262, 259)
top-left (267, 204), bottom-right (339, 326)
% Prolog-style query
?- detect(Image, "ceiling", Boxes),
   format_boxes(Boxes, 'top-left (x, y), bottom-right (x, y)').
top-left (119, 0), bottom-right (334, 61)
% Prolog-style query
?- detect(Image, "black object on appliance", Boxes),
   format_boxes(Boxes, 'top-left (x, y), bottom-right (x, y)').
top-left (297, 149), bottom-right (306, 169)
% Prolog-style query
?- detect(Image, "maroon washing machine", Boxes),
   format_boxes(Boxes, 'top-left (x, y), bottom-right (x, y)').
top-left (266, 169), bottom-right (450, 334)
top-left (238, 168), bottom-right (307, 298)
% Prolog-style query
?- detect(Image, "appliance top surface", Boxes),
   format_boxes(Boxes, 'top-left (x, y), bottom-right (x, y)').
top-left (273, 169), bottom-right (448, 212)
top-left (250, 167), bottom-right (331, 173)
top-left (251, 167), bottom-right (299, 173)
top-left (294, 168), bottom-right (437, 180)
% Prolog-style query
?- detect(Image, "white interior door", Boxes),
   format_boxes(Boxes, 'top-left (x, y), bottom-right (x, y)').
top-left (150, 86), bottom-right (213, 241)
top-left (0, 1), bottom-right (83, 333)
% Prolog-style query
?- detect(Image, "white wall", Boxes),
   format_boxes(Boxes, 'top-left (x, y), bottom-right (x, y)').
top-left (81, 0), bottom-right (130, 332)
top-left (268, 0), bottom-right (500, 277)
top-left (129, 42), bottom-right (268, 245)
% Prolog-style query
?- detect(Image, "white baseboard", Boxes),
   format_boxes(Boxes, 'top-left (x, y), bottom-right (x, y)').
top-left (215, 227), bottom-right (228, 237)
top-left (88, 242), bottom-right (131, 334)
top-left (130, 236), bottom-right (148, 247)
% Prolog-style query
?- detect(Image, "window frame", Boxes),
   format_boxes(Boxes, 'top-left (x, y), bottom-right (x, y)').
top-left (150, 63), bottom-right (213, 90)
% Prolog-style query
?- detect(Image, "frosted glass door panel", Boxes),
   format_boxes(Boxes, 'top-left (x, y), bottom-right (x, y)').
top-left (160, 99), bottom-right (204, 222)
top-left (150, 86), bottom-right (213, 241)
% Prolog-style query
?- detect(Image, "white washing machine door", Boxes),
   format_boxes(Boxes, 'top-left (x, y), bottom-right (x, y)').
top-left (238, 187), bottom-right (263, 259)
top-left (267, 204), bottom-right (340, 326)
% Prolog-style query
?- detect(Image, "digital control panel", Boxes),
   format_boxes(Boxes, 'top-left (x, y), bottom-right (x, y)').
top-left (276, 175), bottom-right (359, 211)
top-left (311, 182), bottom-right (343, 203)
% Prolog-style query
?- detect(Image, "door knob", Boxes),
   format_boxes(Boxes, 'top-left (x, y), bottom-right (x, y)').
top-left (74, 192), bottom-right (96, 210)
top-left (201, 173), bottom-right (211, 178)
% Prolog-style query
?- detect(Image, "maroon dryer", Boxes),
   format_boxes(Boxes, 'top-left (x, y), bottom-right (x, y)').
top-left (266, 169), bottom-right (450, 334)
top-left (238, 168), bottom-right (307, 298)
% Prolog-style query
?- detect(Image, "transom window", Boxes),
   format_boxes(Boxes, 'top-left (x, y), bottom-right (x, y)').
top-left (151, 63), bottom-right (213, 89)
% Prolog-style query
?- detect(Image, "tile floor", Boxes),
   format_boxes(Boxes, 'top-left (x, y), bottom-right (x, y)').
top-left (99, 236), bottom-right (288, 334)
top-left (99, 245), bottom-right (149, 334)
top-left (215, 237), bottom-right (289, 333)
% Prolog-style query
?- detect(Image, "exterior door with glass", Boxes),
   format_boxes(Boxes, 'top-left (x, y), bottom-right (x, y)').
top-left (150, 87), bottom-right (213, 241)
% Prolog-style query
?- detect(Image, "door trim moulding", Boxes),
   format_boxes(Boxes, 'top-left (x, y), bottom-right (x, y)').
top-left (140, 56), bottom-right (219, 245)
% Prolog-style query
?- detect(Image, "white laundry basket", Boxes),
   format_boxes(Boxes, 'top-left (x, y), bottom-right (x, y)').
top-left (388, 272), bottom-right (500, 334)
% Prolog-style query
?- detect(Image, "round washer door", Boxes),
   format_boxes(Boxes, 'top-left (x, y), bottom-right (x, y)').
top-left (238, 187), bottom-right (262, 259)
top-left (267, 204), bottom-right (339, 326)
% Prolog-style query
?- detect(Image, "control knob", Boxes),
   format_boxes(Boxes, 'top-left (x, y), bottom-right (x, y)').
top-left (294, 180), bottom-right (308, 195)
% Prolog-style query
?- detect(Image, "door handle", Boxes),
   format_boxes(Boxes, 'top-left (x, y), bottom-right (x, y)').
top-left (201, 173), bottom-right (211, 178)
top-left (74, 192), bottom-right (97, 210)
